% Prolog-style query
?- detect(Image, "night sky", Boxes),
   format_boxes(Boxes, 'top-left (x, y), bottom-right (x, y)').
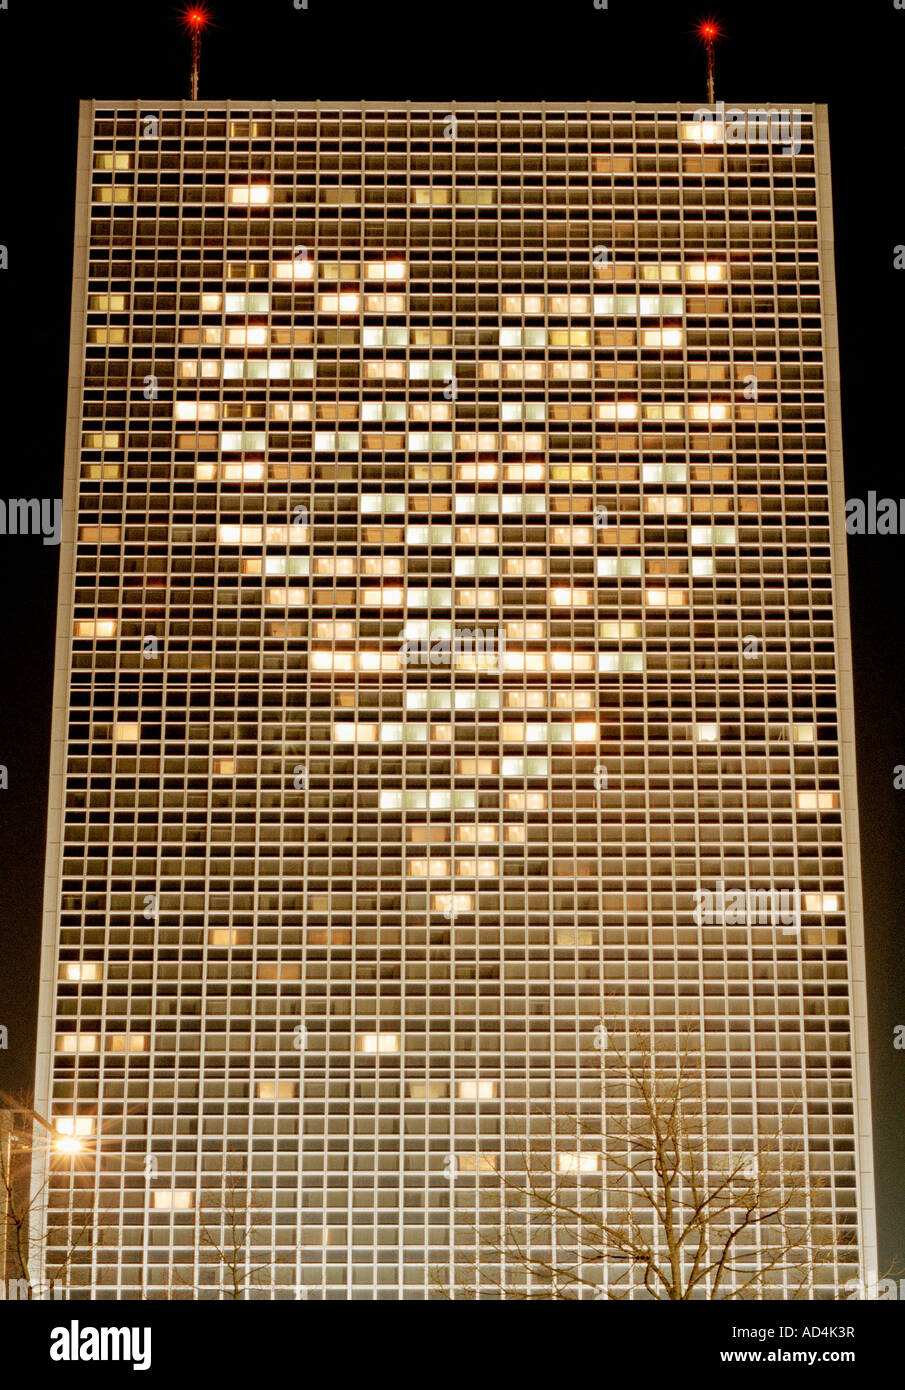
top-left (0, 0), bottom-right (901, 1274)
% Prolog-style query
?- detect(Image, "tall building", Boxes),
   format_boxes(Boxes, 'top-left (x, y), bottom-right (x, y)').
top-left (32, 100), bottom-right (876, 1299)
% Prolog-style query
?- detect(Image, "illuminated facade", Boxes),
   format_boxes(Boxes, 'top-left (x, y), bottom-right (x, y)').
top-left (33, 101), bottom-right (875, 1298)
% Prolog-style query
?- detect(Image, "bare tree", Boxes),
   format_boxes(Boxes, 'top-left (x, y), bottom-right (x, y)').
top-left (0, 1092), bottom-right (106, 1298)
top-left (167, 1157), bottom-right (297, 1300)
top-left (435, 1027), bottom-right (851, 1300)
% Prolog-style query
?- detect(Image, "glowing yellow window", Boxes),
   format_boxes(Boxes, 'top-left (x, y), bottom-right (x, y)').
top-left (681, 120), bottom-right (723, 141)
top-left (505, 791), bottom-right (548, 811)
top-left (208, 929), bottom-right (252, 947)
top-left (83, 432), bottom-right (122, 448)
top-left (456, 462), bottom-right (498, 482)
top-left (74, 619), bottom-right (117, 638)
top-left (274, 257), bottom-right (314, 280)
top-left (456, 825), bottom-right (498, 844)
top-left (366, 261), bottom-right (406, 280)
top-left (256, 1081), bottom-right (297, 1100)
top-left (456, 1081), bottom-right (498, 1100)
top-left (557, 1152), bottom-right (600, 1174)
top-left (407, 858), bottom-right (451, 878)
top-left (57, 1034), bottom-right (97, 1053)
top-left (55, 1116), bottom-right (95, 1138)
top-left (645, 496), bottom-right (685, 515)
top-left (108, 1033), bottom-right (146, 1053)
top-left (78, 526), bottom-right (122, 543)
top-left (804, 893), bottom-right (841, 912)
top-left (687, 262), bottom-right (726, 282)
top-left (642, 328), bottom-right (684, 348)
top-left (645, 588), bottom-right (688, 607)
top-left (455, 757), bottom-right (497, 775)
top-left (551, 586), bottom-right (592, 606)
top-left (256, 963), bottom-right (303, 981)
top-left (153, 1191), bottom-right (192, 1210)
top-left (796, 791), bottom-right (840, 811)
top-left (59, 962), bottom-right (101, 983)
top-left (212, 759), bottom-right (235, 775)
top-left (319, 292), bottom-right (360, 314)
top-left (456, 858), bottom-right (498, 879)
top-left (230, 184), bottom-right (272, 205)
top-left (431, 893), bottom-right (474, 915)
top-left (596, 402), bottom-right (639, 421)
top-left (356, 1033), bottom-right (400, 1054)
top-left (174, 401), bottom-right (218, 422)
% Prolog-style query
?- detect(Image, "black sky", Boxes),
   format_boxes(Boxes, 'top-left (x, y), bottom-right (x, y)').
top-left (0, 0), bottom-right (901, 1272)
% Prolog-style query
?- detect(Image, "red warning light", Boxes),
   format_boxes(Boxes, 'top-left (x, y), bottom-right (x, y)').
top-left (180, 4), bottom-right (212, 32)
top-left (695, 17), bottom-right (724, 43)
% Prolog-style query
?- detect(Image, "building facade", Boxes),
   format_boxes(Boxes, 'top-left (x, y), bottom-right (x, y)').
top-left (32, 101), bottom-right (876, 1298)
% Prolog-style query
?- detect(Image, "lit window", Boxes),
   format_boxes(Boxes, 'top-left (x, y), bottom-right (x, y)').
top-left (88, 293), bottom-right (127, 310)
top-left (152, 1191), bottom-right (193, 1211)
top-left (645, 588), bottom-right (688, 608)
top-left (222, 462), bottom-right (267, 482)
top-left (431, 892), bottom-right (474, 914)
top-left (78, 525), bottom-right (122, 543)
top-left (224, 292), bottom-right (269, 314)
top-left (365, 260), bottom-right (406, 280)
top-left (642, 328), bottom-right (683, 348)
top-left (694, 723), bottom-right (719, 743)
top-left (174, 401), bottom-right (218, 422)
top-left (687, 262), bottom-right (726, 282)
top-left (225, 327), bottom-right (268, 347)
top-left (407, 857), bottom-right (451, 878)
top-left (229, 184), bottom-right (272, 205)
top-left (804, 893), bottom-right (841, 912)
top-left (551, 586), bottom-right (592, 607)
top-left (505, 792), bottom-right (548, 811)
top-left (456, 1081), bottom-right (498, 1101)
top-left (318, 292), bottom-right (361, 314)
top-left (83, 432), bottom-right (122, 448)
top-left (57, 1034), bottom-right (97, 1054)
top-left (256, 1081), bottom-right (298, 1100)
top-left (645, 495), bottom-right (685, 515)
top-left (596, 401), bottom-right (639, 421)
top-left (55, 1117), bottom-right (94, 1137)
top-left (796, 791), bottom-right (840, 811)
top-left (356, 1033), bottom-right (400, 1055)
top-left (274, 257), bottom-right (315, 279)
top-left (59, 962), bottom-right (101, 983)
top-left (113, 722), bottom-right (139, 743)
top-left (74, 619), bottom-right (117, 638)
top-left (681, 120), bottom-right (723, 141)
top-left (557, 1152), bottom-right (600, 1174)
top-left (208, 929), bottom-right (252, 947)
top-left (108, 1034), bottom-right (146, 1053)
